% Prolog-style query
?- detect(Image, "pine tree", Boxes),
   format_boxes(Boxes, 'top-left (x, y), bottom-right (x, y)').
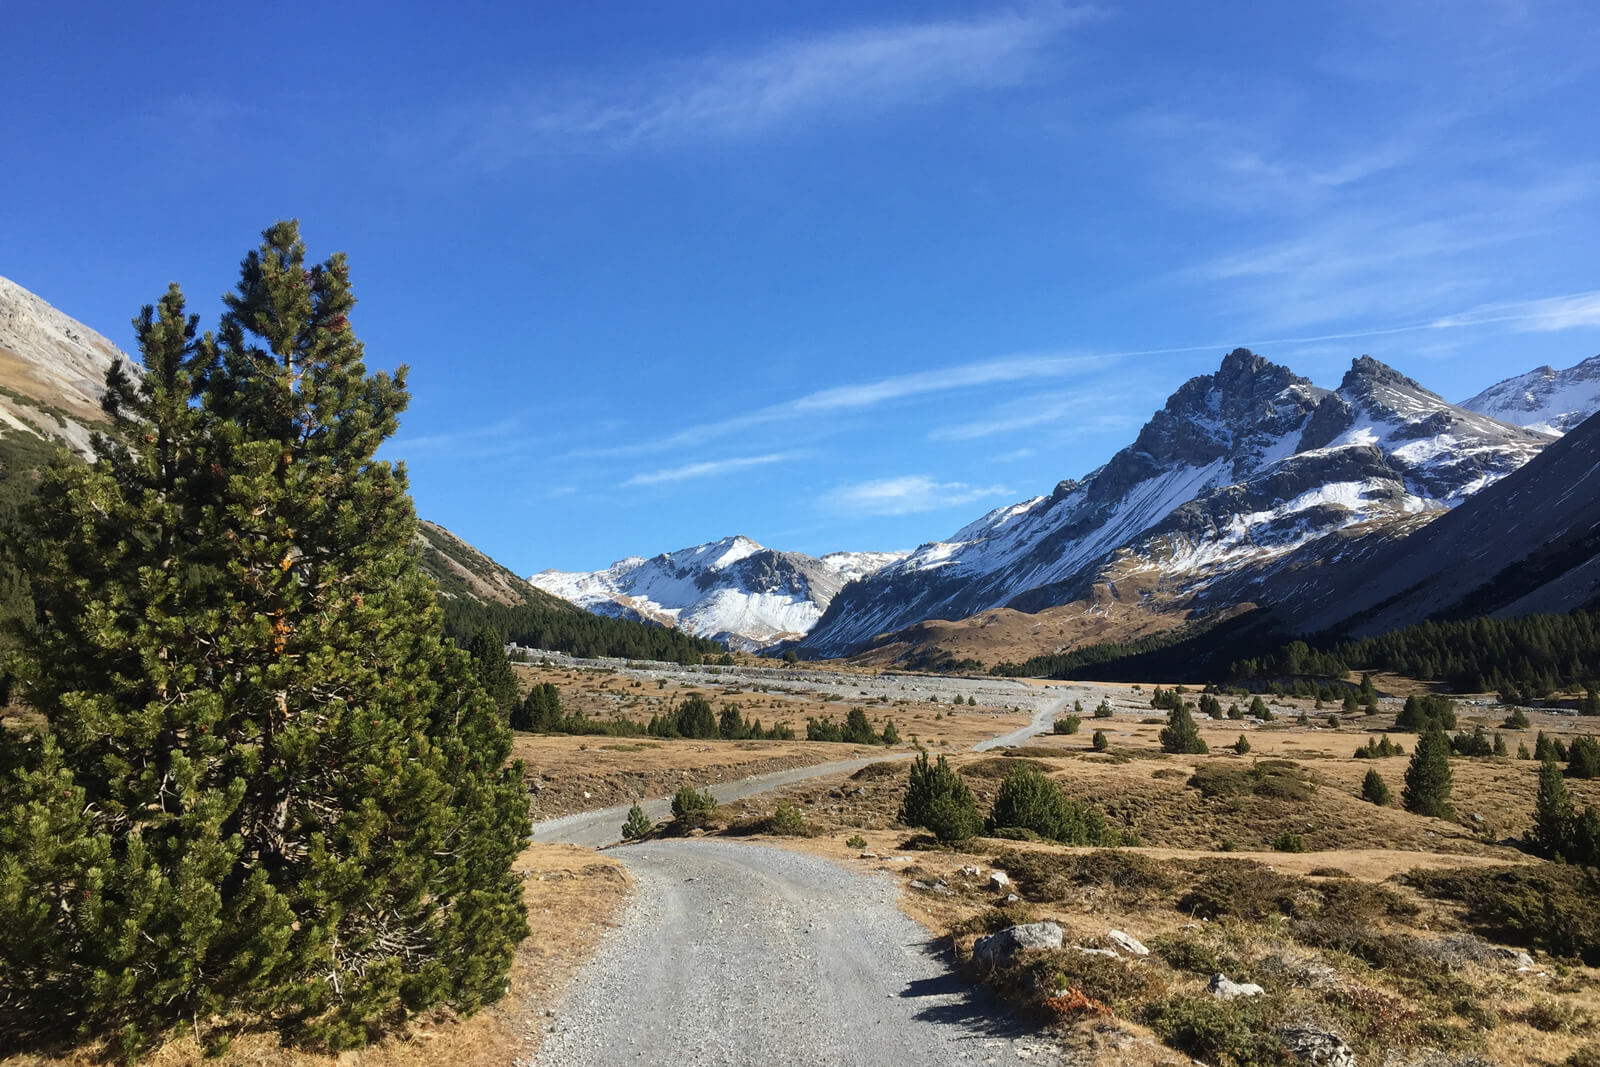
top-left (1568, 735), bottom-right (1600, 780)
top-left (620, 802), bottom-right (653, 840)
top-left (1361, 767), bottom-right (1391, 805)
top-left (1530, 759), bottom-right (1575, 859)
top-left (1249, 695), bottom-right (1270, 720)
top-left (0, 224), bottom-right (528, 1053)
top-left (468, 628), bottom-right (518, 714)
top-left (899, 751), bottom-right (980, 842)
top-left (1092, 729), bottom-right (1109, 752)
top-left (1235, 733), bottom-right (1251, 754)
top-left (1403, 724), bottom-right (1456, 820)
top-left (1159, 704), bottom-right (1209, 754)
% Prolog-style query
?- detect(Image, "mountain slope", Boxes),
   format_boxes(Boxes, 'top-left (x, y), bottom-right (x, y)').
top-left (801, 349), bottom-right (1550, 659)
top-left (1461, 354), bottom-right (1600, 435)
top-left (530, 535), bottom-right (906, 649)
top-left (0, 274), bottom-right (123, 455)
top-left (415, 520), bottom-right (578, 611)
top-left (1243, 406), bottom-right (1600, 637)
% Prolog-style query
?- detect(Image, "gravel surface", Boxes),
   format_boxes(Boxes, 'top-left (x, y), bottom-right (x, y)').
top-left (527, 840), bottom-right (1065, 1066)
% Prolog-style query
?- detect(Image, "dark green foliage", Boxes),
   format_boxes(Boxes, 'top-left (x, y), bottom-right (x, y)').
top-left (1235, 734), bottom-right (1250, 754)
top-left (1532, 761), bottom-right (1576, 858)
top-left (1271, 830), bottom-right (1306, 853)
top-left (1142, 994), bottom-right (1288, 1067)
top-left (1404, 864), bottom-right (1600, 963)
top-left (1569, 735), bottom-right (1600, 779)
top-left (765, 801), bottom-right (807, 836)
top-left (673, 694), bottom-right (718, 739)
top-left (467, 628), bottom-right (518, 714)
top-left (1353, 735), bottom-right (1404, 759)
top-left (1198, 693), bottom-right (1224, 719)
top-left (1228, 703), bottom-right (1243, 719)
top-left (1249, 695), bottom-right (1271, 720)
top-left (1094, 698), bottom-right (1114, 719)
top-left (1158, 705), bottom-right (1209, 754)
top-left (988, 766), bottom-right (1113, 845)
top-left (1403, 725), bottom-right (1456, 820)
top-left (1536, 731), bottom-right (1567, 762)
top-left (1584, 688), bottom-right (1600, 716)
top-left (0, 225), bottom-right (528, 1054)
top-left (1091, 729), bottom-right (1109, 751)
top-left (1361, 768), bottom-right (1391, 805)
top-left (843, 707), bottom-right (879, 745)
top-left (670, 785), bottom-right (717, 830)
top-left (1395, 694), bottom-right (1458, 732)
top-left (899, 751), bottom-right (981, 843)
top-left (438, 593), bottom-right (715, 666)
top-left (1052, 714), bottom-right (1082, 735)
top-left (1504, 706), bottom-right (1532, 728)
top-left (1493, 732), bottom-right (1509, 757)
top-left (1449, 724), bottom-right (1494, 757)
top-left (1187, 760), bottom-right (1317, 802)
top-left (1150, 686), bottom-right (1183, 711)
top-left (881, 719), bottom-right (901, 745)
top-left (513, 681), bottom-right (561, 731)
top-left (621, 803), bottom-right (653, 840)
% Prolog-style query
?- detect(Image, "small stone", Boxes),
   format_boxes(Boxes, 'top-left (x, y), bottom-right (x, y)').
top-left (1072, 946), bottom-right (1119, 958)
top-left (859, 851), bottom-right (879, 859)
top-left (1278, 1025), bottom-right (1356, 1067)
top-left (1107, 929), bottom-right (1149, 956)
top-left (1470, 812), bottom-right (1485, 824)
top-left (1207, 973), bottom-right (1265, 1000)
top-left (960, 864), bottom-right (982, 877)
top-left (1005, 893), bottom-right (1020, 903)
top-left (989, 871), bottom-right (1012, 891)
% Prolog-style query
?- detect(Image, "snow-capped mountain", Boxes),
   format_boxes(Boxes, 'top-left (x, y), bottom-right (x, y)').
top-left (1461, 355), bottom-right (1600, 435)
top-left (529, 536), bottom-right (907, 649)
top-left (800, 349), bottom-right (1551, 658)
top-left (0, 274), bottom-right (125, 454)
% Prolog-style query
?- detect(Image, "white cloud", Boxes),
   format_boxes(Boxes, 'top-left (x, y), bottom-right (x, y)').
top-left (1429, 291), bottom-right (1600, 333)
top-left (622, 452), bottom-right (795, 487)
top-left (825, 475), bottom-right (1009, 516)
top-left (446, 5), bottom-right (1096, 161)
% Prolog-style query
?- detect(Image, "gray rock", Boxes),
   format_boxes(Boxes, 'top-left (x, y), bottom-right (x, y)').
top-left (960, 864), bottom-right (982, 877)
top-left (1279, 1025), bottom-right (1356, 1067)
top-left (1207, 973), bottom-right (1265, 1000)
top-left (1072, 946), bottom-right (1119, 959)
top-left (1107, 929), bottom-right (1149, 956)
top-left (973, 922), bottom-right (1064, 967)
top-left (989, 870), bottom-right (1012, 891)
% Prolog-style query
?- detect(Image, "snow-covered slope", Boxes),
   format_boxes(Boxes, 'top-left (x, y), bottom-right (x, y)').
top-left (1461, 355), bottom-right (1600, 435)
top-left (529, 536), bottom-right (907, 649)
top-left (801, 349), bottom-right (1551, 657)
top-left (0, 274), bottom-right (125, 454)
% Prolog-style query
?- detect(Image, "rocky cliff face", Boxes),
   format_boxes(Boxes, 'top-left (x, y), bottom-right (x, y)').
top-left (529, 536), bottom-right (906, 649)
top-left (800, 349), bottom-right (1550, 658)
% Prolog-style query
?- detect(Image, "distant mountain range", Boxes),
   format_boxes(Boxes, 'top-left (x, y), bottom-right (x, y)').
top-left (9, 272), bottom-right (1600, 664)
top-left (1461, 354), bottom-right (1600, 435)
top-left (529, 536), bottom-right (906, 650)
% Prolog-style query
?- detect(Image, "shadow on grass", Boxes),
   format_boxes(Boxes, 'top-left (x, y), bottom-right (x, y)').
top-left (899, 938), bottom-right (1040, 1039)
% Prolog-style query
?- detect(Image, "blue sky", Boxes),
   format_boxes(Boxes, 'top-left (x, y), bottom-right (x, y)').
top-left (4, 1), bottom-right (1598, 573)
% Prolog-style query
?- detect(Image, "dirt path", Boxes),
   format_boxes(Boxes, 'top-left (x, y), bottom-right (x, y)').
top-left (527, 840), bottom-right (1062, 1067)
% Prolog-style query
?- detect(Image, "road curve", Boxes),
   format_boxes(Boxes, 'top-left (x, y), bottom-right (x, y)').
top-left (527, 840), bottom-right (1059, 1067)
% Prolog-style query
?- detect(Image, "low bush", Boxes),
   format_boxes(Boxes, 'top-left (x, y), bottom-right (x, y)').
top-left (989, 766), bottom-right (1115, 845)
top-left (1143, 994), bottom-right (1289, 1067)
top-left (670, 785), bottom-right (717, 830)
top-left (621, 802), bottom-right (653, 840)
top-left (845, 833), bottom-right (868, 849)
top-left (1272, 830), bottom-right (1307, 853)
top-left (1091, 729), bottom-right (1109, 752)
top-left (1188, 760), bottom-right (1317, 802)
top-left (1053, 714), bottom-right (1082, 735)
top-left (1403, 864), bottom-right (1600, 964)
top-left (766, 802), bottom-right (807, 836)
top-left (995, 848), bottom-right (1174, 903)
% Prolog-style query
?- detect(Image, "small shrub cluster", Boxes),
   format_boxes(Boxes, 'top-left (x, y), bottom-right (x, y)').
top-left (1143, 994), bottom-right (1289, 1067)
top-left (765, 801), bottom-right (808, 836)
top-left (670, 785), bottom-right (717, 831)
top-left (805, 707), bottom-right (896, 745)
top-left (1353, 735), bottom-right (1405, 759)
top-left (1052, 714), bottom-right (1082, 735)
top-left (1188, 759), bottom-right (1318, 802)
top-left (899, 752), bottom-right (982, 843)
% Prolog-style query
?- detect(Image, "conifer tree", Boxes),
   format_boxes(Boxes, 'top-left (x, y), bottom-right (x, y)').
top-left (1361, 768), bottom-right (1390, 805)
top-left (468, 628), bottom-right (518, 714)
top-left (1159, 704), bottom-right (1209, 754)
top-left (0, 224), bottom-right (528, 1053)
top-left (1531, 759), bottom-right (1575, 858)
top-left (1092, 729), bottom-right (1109, 752)
top-left (1403, 724), bottom-right (1455, 820)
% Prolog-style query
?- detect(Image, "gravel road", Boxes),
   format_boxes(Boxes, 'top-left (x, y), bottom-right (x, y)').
top-left (527, 840), bottom-right (1062, 1066)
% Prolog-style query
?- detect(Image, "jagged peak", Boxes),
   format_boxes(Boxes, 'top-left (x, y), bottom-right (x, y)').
top-left (1340, 355), bottom-right (1438, 399)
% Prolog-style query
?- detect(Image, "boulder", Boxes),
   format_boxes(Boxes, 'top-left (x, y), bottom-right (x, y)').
top-left (1207, 973), bottom-right (1265, 1000)
top-left (1279, 1025), bottom-right (1357, 1067)
top-left (1107, 929), bottom-right (1149, 956)
top-left (989, 870), bottom-right (1012, 891)
top-left (973, 922), bottom-right (1064, 967)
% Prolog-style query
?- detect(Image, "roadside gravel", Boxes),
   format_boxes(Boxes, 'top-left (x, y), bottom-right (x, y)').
top-left (526, 840), bottom-right (1064, 1066)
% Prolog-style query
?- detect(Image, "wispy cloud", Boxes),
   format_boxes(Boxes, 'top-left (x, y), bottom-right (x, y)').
top-left (825, 475), bottom-right (1009, 517)
top-left (928, 388), bottom-right (1121, 441)
top-left (439, 5), bottom-right (1096, 162)
top-left (622, 452), bottom-right (796, 487)
top-left (1429, 291), bottom-right (1600, 333)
